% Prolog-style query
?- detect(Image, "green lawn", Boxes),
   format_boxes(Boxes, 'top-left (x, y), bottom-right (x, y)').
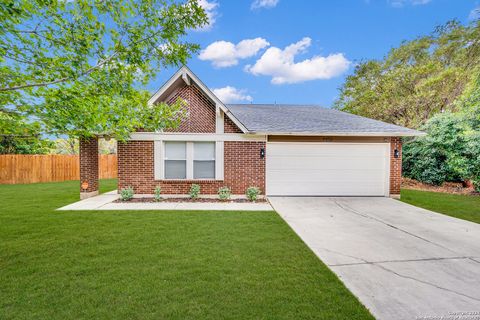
top-left (0, 180), bottom-right (372, 320)
top-left (401, 189), bottom-right (480, 224)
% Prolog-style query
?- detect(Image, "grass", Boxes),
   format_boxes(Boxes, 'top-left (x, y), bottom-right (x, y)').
top-left (401, 188), bottom-right (480, 224)
top-left (0, 179), bottom-right (373, 320)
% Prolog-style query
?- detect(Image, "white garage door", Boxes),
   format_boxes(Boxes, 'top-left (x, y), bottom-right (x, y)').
top-left (266, 142), bottom-right (390, 196)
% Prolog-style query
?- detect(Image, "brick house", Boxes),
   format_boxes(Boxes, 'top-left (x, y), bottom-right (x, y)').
top-left (79, 66), bottom-right (423, 199)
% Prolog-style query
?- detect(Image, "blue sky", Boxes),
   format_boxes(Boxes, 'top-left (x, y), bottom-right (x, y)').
top-left (150, 0), bottom-right (479, 107)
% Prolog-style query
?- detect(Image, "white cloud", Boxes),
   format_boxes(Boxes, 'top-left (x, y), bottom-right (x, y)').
top-left (469, 5), bottom-right (480, 20)
top-left (199, 38), bottom-right (270, 67)
top-left (196, 0), bottom-right (218, 31)
top-left (389, 0), bottom-right (431, 7)
top-left (245, 37), bottom-right (350, 84)
top-left (251, 0), bottom-right (279, 10)
top-left (212, 86), bottom-right (253, 103)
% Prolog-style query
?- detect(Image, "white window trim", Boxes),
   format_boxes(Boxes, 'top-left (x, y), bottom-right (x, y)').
top-left (154, 140), bottom-right (163, 180)
top-left (186, 142), bottom-right (194, 179)
top-left (215, 141), bottom-right (224, 180)
top-left (155, 141), bottom-right (223, 181)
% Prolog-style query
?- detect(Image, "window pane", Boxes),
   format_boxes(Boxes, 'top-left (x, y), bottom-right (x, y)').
top-left (194, 142), bottom-right (215, 160)
top-left (165, 160), bottom-right (186, 179)
top-left (193, 161), bottom-right (215, 179)
top-left (165, 142), bottom-right (186, 159)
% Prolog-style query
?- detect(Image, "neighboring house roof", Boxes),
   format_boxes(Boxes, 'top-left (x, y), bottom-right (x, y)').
top-left (226, 104), bottom-right (424, 136)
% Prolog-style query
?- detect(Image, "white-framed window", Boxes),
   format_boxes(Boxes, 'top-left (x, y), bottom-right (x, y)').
top-left (193, 142), bottom-right (215, 179)
top-left (164, 141), bottom-right (187, 179)
top-left (158, 141), bottom-right (220, 180)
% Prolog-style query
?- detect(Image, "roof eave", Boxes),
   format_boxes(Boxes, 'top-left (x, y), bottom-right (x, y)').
top-left (249, 131), bottom-right (426, 137)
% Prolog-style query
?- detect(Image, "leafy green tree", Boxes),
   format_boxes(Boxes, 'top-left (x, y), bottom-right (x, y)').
top-left (335, 20), bottom-right (480, 128)
top-left (403, 77), bottom-right (480, 190)
top-left (54, 137), bottom-right (116, 154)
top-left (0, 0), bottom-right (207, 140)
top-left (53, 137), bottom-right (79, 155)
top-left (0, 111), bottom-right (53, 154)
top-left (99, 139), bottom-right (117, 155)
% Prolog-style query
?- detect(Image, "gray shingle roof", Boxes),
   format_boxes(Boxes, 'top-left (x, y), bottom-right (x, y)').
top-left (226, 104), bottom-right (423, 136)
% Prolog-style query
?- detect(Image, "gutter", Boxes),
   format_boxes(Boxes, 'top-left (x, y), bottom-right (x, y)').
top-left (248, 131), bottom-right (426, 137)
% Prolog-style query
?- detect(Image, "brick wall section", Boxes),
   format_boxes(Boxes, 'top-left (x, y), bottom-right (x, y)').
top-left (165, 84), bottom-right (216, 133)
top-left (390, 137), bottom-right (402, 196)
top-left (224, 116), bottom-right (243, 133)
top-left (117, 141), bottom-right (265, 195)
top-left (79, 137), bottom-right (98, 193)
top-left (224, 141), bottom-right (265, 193)
top-left (117, 141), bottom-right (154, 192)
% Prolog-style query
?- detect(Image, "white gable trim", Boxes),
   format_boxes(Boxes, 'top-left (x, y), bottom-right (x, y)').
top-left (216, 106), bottom-right (224, 134)
top-left (148, 67), bottom-right (187, 105)
top-left (148, 66), bottom-right (249, 133)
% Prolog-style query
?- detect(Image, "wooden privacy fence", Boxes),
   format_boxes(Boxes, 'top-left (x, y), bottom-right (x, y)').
top-left (0, 154), bottom-right (117, 184)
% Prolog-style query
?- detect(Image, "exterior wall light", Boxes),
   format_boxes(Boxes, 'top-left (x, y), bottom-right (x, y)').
top-left (260, 148), bottom-right (265, 159)
top-left (394, 149), bottom-right (400, 158)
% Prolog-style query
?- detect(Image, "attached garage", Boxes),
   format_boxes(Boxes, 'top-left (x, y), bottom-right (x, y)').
top-left (266, 142), bottom-right (390, 196)
top-left (225, 103), bottom-right (423, 198)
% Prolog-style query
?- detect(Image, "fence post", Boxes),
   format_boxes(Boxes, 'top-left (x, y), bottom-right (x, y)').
top-left (79, 137), bottom-right (99, 199)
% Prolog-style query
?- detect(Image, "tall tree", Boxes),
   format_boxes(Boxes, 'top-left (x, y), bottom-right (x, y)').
top-left (0, 111), bottom-right (53, 154)
top-left (402, 74), bottom-right (480, 189)
top-left (334, 20), bottom-right (480, 128)
top-left (0, 0), bottom-right (207, 140)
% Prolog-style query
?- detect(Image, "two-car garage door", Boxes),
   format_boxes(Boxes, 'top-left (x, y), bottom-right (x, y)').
top-left (266, 143), bottom-right (390, 196)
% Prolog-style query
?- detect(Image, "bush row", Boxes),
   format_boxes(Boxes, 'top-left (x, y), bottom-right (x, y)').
top-left (120, 185), bottom-right (261, 202)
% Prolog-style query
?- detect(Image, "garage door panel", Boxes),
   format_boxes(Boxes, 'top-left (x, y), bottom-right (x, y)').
top-left (267, 157), bottom-right (386, 170)
top-left (270, 168), bottom-right (384, 181)
top-left (266, 143), bottom-right (389, 196)
top-left (268, 144), bottom-right (384, 157)
top-left (269, 182), bottom-right (385, 196)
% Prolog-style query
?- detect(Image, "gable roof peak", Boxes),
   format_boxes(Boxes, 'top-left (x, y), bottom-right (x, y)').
top-left (148, 66), bottom-right (248, 133)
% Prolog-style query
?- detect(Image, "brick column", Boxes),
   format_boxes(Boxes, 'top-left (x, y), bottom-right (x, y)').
top-left (79, 136), bottom-right (99, 199)
top-left (390, 137), bottom-right (402, 199)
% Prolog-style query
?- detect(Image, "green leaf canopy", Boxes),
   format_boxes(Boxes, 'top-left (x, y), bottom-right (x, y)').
top-left (335, 20), bottom-right (480, 129)
top-left (0, 0), bottom-right (207, 140)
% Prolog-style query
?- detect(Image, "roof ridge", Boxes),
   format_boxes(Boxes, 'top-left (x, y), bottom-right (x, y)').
top-left (226, 103), bottom-right (329, 109)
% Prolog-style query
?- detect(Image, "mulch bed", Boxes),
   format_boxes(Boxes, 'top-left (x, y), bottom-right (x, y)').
top-left (402, 177), bottom-right (479, 195)
top-left (114, 197), bottom-right (266, 203)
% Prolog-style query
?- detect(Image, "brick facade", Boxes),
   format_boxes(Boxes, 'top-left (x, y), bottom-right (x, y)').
top-left (79, 137), bottom-right (99, 198)
top-left (166, 84), bottom-right (216, 133)
top-left (118, 140), bottom-right (265, 195)
top-left (224, 116), bottom-right (243, 133)
top-left (118, 137), bottom-right (402, 197)
top-left (390, 137), bottom-right (402, 197)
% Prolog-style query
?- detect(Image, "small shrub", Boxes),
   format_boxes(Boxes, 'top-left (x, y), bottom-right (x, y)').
top-left (154, 185), bottom-right (162, 202)
top-left (189, 184), bottom-right (201, 199)
top-left (246, 186), bottom-right (261, 202)
top-left (218, 186), bottom-right (231, 201)
top-left (473, 180), bottom-right (480, 193)
top-left (120, 186), bottom-right (134, 201)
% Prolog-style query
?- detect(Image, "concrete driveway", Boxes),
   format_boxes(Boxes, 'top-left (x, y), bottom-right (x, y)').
top-left (269, 197), bottom-right (480, 320)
